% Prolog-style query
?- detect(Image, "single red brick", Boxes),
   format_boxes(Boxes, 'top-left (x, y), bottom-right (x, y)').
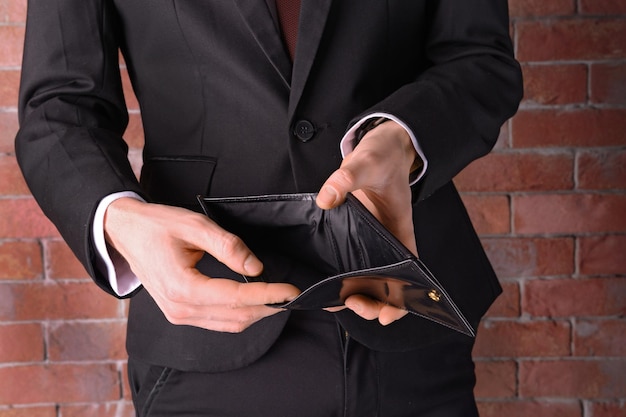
top-left (59, 403), bottom-right (136, 417)
top-left (0, 323), bottom-right (44, 362)
top-left (519, 359), bottom-right (626, 398)
top-left (455, 151), bottom-right (574, 193)
top-left (0, 364), bottom-right (120, 404)
top-left (588, 401), bottom-right (626, 417)
top-left (574, 319), bottom-right (626, 357)
top-left (484, 281), bottom-right (520, 318)
top-left (121, 361), bottom-right (132, 401)
top-left (580, 0), bottom-right (626, 14)
top-left (591, 63), bottom-right (626, 106)
top-left (521, 64), bottom-right (587, 105)
top-left (512, 109), bottom-right (626, 148)
top-left (460, 195), bottom-right (510, 235)
top-left (0, 198), bottom-right (60, 239)
top-left (514, 194), bottom-right (626, 235)
top-left (0, 111), bottom-right (19, 154)
top-left (524, 278), bottom-right (626, 317)
top-left (45, 239), bottom-right (89, 279)
top-left (0, 26), bottom-right (24, 67)
top-left (508, 0), bottom-right (575, 18)
top-left (580, 235), bottom-right (626, 276)
top-left (0, 282), bottom-right (122, 321)
top-left (474, 320), bottom-right (571, 358)
top-left (0, 70), bottom-right (20, 108)
top-left (517, 19), bottom-right (626, 61)
top-left (482, 237), bottom-right (575, 278)
top-left (577, 149), bottom-right (626, 191)
top-left (0, 407), bottom-right (56, 417)
top-left (1, 0), bottom-right (27, 23)
top-left (474, 360), bottom-right (517, 398)
top-left (48, 321), bottom-right (127, 361)
top-left (0, 155), bottom-right (30, 195)
top-left (477, 400), bottom-right (582, 417)
top-left (0, 240), bottom-right (43, 280)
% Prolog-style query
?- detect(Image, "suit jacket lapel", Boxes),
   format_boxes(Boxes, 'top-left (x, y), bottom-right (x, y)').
top-left (289, 0), bottom-right (333, 117)
top-left (234, 0), bottom-right (333, 117)
top-left (234, 0), bottom-right (292, 88)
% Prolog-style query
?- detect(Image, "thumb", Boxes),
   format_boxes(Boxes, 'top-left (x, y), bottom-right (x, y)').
top-left (177, 214), bottom-right (264, 277)
top-left (317, 166), bottom-right (361, 210)
top-left (316, 182), bottom-right (340, 209)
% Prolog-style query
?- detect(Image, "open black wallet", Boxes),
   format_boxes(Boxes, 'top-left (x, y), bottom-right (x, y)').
top-left (197, 193), bottom-right (475, 337)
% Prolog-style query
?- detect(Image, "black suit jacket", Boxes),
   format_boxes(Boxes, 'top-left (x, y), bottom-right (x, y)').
top-left (16, 0), bottom-right (522, 371)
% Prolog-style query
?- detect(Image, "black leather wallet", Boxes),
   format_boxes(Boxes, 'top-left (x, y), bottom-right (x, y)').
top-left (198, 193), bottom-right (474, 337)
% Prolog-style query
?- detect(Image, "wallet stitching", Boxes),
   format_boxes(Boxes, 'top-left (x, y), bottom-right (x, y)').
top-left (199, 193), bottom-right (316, 204)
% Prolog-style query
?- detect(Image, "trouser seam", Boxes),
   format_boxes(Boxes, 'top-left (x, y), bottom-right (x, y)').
top-left (374, 350), bottom-right (381, 417)
top-left (140, 367), bottom-right (173, 417)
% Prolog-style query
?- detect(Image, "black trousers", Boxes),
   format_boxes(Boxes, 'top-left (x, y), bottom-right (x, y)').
top-left (128, 310), bottom-right (478, 417)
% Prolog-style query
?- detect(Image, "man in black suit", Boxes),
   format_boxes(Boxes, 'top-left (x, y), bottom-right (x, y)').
top-left (16, 0), bottom-right (522, 415)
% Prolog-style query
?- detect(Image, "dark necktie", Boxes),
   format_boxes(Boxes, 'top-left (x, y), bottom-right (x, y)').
top-left (275, 0), bottom-right (301, 60)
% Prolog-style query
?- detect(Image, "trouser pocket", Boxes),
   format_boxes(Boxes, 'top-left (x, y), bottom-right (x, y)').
top-left (128, 357), bottom-right (172, 417)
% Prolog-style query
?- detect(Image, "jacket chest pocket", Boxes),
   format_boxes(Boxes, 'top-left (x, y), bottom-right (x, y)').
top-left (140, 156), bottom-right (217, 210)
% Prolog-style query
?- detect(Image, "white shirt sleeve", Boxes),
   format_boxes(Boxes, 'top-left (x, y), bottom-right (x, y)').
top-left (339, 112), bottom-right (428, 185)
top-left (92, 191), bottom-right (144, 296)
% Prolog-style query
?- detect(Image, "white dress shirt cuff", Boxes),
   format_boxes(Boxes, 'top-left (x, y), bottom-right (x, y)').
top-left (339, 112), bottom-right (428, 186)
top-left (92, 191), bottom-right (144, 297)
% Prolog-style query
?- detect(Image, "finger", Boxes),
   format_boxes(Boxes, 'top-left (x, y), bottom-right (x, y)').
top-left (196, 311), bottom-right (281, 333)
top-left (316, 168), bottom-right (353, 209)
top-left (344, 294), bottom-right (408, 325)
top-left (378, 305), bottom-right (409, 326)
top-left (324, 305), bottom-right (347, 313)
top-left (343, 294), bottom-right (386, 321)
top-left (154, 298), bottom-right (286, 333)
top-left (227, 280), bottom-right (301, 307)
top-left (182, 216), bottom-right (264, 277)
top-left (150, 275), bottom-right (298, 331)
top-left (318, 138), bottom-right (391, 208)
top-left (179, 273), bottom-right (300, 308)
top-left (200, 303), bottom-right (285, 324)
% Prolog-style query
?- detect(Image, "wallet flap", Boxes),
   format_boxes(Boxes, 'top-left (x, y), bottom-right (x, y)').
top-left (197, 193), bottom-right (475, 337)
top-left (272, 259), bottom-right (474, 337)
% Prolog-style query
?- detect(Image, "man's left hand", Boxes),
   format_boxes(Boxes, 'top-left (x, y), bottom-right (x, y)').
top-left (317, 120), bottom-right (419, 326)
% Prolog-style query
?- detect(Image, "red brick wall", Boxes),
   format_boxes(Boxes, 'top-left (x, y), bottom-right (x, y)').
top-left (1, 0), bottom-right (624, 416)
top-left (457, 1), bottom-right (626, 415)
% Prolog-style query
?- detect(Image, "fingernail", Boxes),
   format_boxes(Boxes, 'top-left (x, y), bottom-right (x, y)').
top-left (379, 316), bottom-right (392, 326)
top-left (319, 186), bottom-right (338, 207)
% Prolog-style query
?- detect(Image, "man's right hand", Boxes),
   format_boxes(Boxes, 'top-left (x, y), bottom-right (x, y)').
top-left (103, 197), bottom-right (300, 333)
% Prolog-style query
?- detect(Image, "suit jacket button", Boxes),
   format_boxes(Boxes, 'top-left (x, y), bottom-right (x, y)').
top-left (293, 120), bottom-right (316, 142)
